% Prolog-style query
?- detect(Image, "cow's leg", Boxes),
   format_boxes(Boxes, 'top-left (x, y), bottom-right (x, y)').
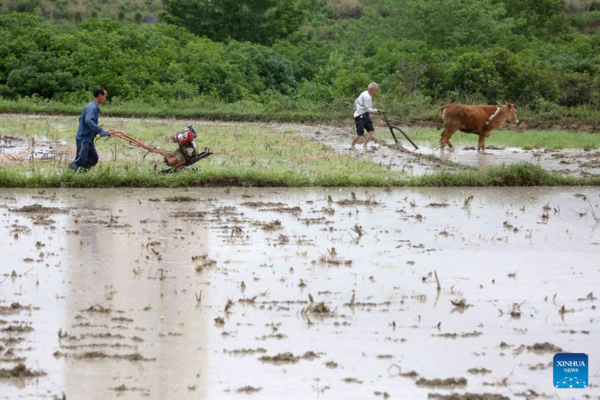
top-left (439, 129), bottom-right (446, 149)
top-left (440, 127), bottom-right (458, 151)
top-left (477, 134), bottom-right (486, 152)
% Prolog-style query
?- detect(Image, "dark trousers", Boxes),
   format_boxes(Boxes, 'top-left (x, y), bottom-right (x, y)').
top-left (72, 140), bottom-right (99, 168)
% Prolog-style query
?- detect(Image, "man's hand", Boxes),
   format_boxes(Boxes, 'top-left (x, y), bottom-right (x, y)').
top-left (99, 130), bottom-right (115, 138)
top-left (377, 109), bottom-right (385, 114)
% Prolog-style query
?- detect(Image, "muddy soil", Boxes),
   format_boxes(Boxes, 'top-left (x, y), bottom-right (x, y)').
top-left (282, 123), bottom-right (600, 177)
top-left (0, 187), bottom-right (599, 399)
top-left (3, 114), bottom-right (600, 177)
top-left (0, 135), bottom-right (66, 165)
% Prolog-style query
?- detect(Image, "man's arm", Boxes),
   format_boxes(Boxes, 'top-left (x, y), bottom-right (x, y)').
top-left (83, 106), bottom-right (108, 137)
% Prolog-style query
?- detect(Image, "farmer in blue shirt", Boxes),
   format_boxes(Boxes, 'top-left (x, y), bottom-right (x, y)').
top-left (68, 87), bottom-right (113, 171)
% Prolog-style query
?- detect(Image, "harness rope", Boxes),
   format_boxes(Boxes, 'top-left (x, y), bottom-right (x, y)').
top-left (485, 107), bottom-right (502, 126)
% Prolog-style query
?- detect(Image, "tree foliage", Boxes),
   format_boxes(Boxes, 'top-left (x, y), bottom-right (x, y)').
top-left (493, 0), bottom-right (569, 38)
top-left (1, 0), bottom-right (600, 111)
top-left (162, 0), bottom-right (308, 45)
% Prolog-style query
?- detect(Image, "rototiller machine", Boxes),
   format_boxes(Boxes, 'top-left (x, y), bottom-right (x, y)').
top-left (103, 125), bottom-right (211, 173)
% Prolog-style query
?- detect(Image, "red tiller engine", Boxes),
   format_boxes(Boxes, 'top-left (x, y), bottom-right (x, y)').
top-left (170, 128), bottom-right (196, 146)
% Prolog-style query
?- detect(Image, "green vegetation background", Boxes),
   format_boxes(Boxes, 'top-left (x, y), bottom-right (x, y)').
top-left (1, 0), bottom-right (600, 125)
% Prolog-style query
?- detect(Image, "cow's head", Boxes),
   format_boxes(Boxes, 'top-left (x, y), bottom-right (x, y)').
top-left (498, 102), bottom-right (519, 126)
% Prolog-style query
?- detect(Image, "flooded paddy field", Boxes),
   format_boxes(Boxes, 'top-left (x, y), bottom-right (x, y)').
top-left (0, 187), bottom-right (599, 399)
top-left (285, 123), bottom-right (600, 177)
top-left (1, 114), bottom-right (599, 179)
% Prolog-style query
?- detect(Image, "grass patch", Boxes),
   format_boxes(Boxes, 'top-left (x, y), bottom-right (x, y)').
top-left (0, 114), bottom-right (407, 187)
top-left (0, 98), bottom-right (344, 123)
top-left (0, 163), bottom-right (407, 187)
top-left (396, 127), bottom-right (600, 150)
top-left (0, 163), bottom-right (598, 188)
top-left (407, 163), bottom-right (600, 187)
top-left (1, 114), bottom-right (598, 188)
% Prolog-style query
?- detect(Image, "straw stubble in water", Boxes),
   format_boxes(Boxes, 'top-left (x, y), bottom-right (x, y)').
top-left (0, 187), bottom-right (598, 399)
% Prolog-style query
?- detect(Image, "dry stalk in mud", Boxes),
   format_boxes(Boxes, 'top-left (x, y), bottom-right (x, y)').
top-left (588, 199), bottom-right (600, 223)
top-left (85, 304), bottom-right (111, 313)
top-left (277, 234), bottom-right (289, 244)
top-left (238, 295), bottom-right (258, 304)
top-left (259, 352), bottom-right (300, 364)
top-left (301, 301), bottom-right (332, 316)
top-left (450, 298), bottom-right (471, 310)
top-left (318, 247), bottom-right (352, 266)
top-left (434, 270), bottom-right (441, 292)
top-left (351, 224), bottom-right (365, 236)
top-left (559, 305), bottom-right (575, 315)
top-left (230, 226), bottom-right (244, 238)
top-left (0, 151), bottom-right (29, 166)
top-left (104, 286), bottom-right (116, 301)
top-left (262, 219), bottom-right (282, 231)
top-left (347, 293), bottom-right (356, 307)
top-left (497, 371), bottom-right (514, 387)
top-left (504, 301), bottom-right (526, 318)
top-left (578, 292), bottom-right (596, 302)
top-left (463, 195), bottom-right (474, 208)
top-left (193, 254), bottom-right (216, 272)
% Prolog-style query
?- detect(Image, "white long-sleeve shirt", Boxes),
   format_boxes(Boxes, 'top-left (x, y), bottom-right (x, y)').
top-left (354, 90), bottom-right (377, 118)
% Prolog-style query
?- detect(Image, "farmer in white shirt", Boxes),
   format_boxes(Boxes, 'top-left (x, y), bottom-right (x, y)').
top-left (351, 82), bottom-right (384, 150)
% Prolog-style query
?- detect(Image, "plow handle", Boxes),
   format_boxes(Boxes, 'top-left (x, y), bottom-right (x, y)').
top-left (382, 113), bottom-right (419, 150)
top-left (109, 131), bottom-right (172, 158)
top-left (383, 113), bottom-right (399, 144)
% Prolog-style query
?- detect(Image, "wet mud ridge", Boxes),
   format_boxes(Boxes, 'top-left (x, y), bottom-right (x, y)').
top-left (280, 124), bottom-right (600, 177)
top-left (0, 302), bottom-right (43, 380)
top-left (280, 123), bottom-right (460, 175)
top-left (0, 187), bottom-right (599, 399)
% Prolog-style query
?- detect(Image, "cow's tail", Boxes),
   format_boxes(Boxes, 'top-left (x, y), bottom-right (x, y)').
top-left (436, 106), bottom-right (445, 130)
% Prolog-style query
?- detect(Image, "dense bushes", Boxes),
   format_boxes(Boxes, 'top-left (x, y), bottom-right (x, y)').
top-left (0, 14), bottom-right (301, 103)
top-left (1, 0), bottom-right (600, 114)
top-left (162, 0), bottom-right (308, 45)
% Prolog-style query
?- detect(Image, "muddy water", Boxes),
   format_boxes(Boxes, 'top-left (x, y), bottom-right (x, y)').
top-left (284, 123), bottom-right (600, 177)
top-left (0, 188), bottom-right (599, 399)
top-left (0, 135), bottom-right (64, 161)
top-left (282, 123), bottom-right (457, 176)
top-left (425, 145), bottom-right (600, 178)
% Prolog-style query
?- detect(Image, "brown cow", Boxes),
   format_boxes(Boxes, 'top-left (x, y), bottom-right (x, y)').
top-left (436, 102), bottom-right (519, 151)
